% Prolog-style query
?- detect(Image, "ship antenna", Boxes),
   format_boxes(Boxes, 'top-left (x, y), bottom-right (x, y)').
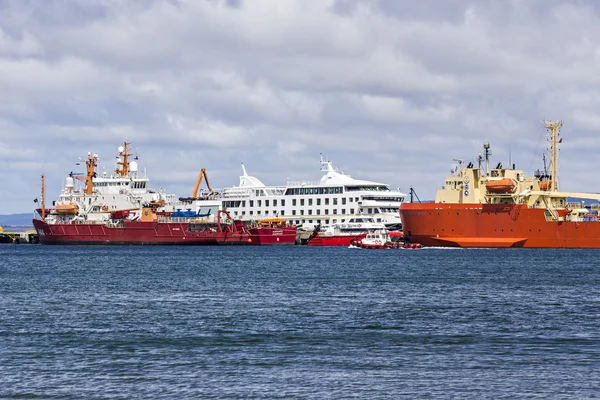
top-left (483, 142), bottom-right (491, 176)
top-left (542, 154), bottom-right (548, 176)
top-left (543, 120), bottom-right (563, 191)
top-left (241, 163), bottom-right (248, 177)
top-left (453, 159), bottom-right (463, 176)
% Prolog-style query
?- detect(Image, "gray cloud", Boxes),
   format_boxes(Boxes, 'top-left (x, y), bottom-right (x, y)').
top-left (1, 0), bottom-right (599, 213)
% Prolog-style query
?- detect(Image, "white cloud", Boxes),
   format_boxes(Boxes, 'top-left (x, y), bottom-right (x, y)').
top-left (1, 0), bottom-right (600, 213)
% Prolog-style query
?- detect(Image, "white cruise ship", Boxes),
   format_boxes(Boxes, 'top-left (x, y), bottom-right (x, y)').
top-left (198, 158), bottom-right (406, 231)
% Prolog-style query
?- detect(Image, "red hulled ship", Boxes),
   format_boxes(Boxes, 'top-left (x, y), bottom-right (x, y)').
top-left (400, 121), bottom-right (600, 248)
top-left (33, 143), bottom-right (296, 245)
top-left (33, 209), bottom-right (253, 245)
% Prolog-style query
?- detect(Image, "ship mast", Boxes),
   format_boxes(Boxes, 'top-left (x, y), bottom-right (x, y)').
top-left (115, 141), bottom-right (131, 178)
top-left (483, 142), bottom-right (491, 176)
top-left (41, 174), bottom-right (46, 221)
top-left (544, 120), bottom-right (562, 192)
top-left (76, 152), bottom-right (99, 195)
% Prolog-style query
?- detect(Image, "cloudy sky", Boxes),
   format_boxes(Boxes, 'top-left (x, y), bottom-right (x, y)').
top-left (1, 0), bottom-right (599, 214)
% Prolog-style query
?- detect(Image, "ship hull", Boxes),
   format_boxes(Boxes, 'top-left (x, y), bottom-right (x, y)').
top-left (248, 227), bottom-right (297, 245)
top-left (33, 219), bottom-right (251, 245)
top-left (400, 203), bottom-right (600, 248)
top-left (307, 233), bottom-right (366, 247)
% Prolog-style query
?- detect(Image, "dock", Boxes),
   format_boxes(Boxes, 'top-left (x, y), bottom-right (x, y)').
top-left (0, 227), bottom-right (39, 244)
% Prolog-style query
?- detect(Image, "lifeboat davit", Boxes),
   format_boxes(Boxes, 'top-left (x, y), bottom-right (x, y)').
top-left (55, 203), bottom-right (79, 215)
top-left (486, 178), bottom-right (515, 194)
top-left (540, 180), bottom-right (552, 191)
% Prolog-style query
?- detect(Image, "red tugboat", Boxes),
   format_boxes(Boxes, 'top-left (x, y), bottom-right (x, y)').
top-left (400, 120), bottom-right (600, 248)
top-left (32, 143), bottom-right (293, 245)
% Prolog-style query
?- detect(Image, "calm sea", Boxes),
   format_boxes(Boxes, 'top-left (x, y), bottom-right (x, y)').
top-left (1, 245), bottom-right (599, 399)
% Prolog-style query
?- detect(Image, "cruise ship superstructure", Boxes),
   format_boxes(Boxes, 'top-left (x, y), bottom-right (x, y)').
top-left (207, 158), bottom-right (406, 230)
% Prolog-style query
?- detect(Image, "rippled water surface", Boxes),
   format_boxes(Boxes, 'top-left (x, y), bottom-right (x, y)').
top-left (1, 245), bottom-right (600, 399)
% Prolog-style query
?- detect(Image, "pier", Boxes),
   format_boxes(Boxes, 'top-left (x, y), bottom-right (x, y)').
top-left (0, 227), bottom-right (39, 244)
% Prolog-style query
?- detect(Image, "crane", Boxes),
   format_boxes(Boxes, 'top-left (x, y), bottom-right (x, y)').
top-left (192, 168), bottom-right (213, 198)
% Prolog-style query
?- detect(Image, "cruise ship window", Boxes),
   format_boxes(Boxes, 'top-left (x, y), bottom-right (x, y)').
top-left (249, 200), bottom-right (254, 207)
top-left (292, 199), bottom-right (296, 206)
top-left (273, 199), bottom-right (277, 207)
top-left (341, 209), bottom-right (345, 214)
top-left (308, 199), bottom-right (313, 206)
top-left (333, 198), bottom-right (338, 205)
top-left (333, 209), bottom-right (337, 214)
top-left (292, 210), bottom-right (296, 215)
top-left (317, 210), bottom-right (320, 215)
top-left (258, 200), bottom-right (262, 207)
top-left (325, 209), bottom-right (329, 215)
top-left (317, 198), bottom-right (321, 205)
top-left (342, 198), bottom-right (346, 205)
top-left (325, 198), bottom-right (330, 205)
top-left (265, 211), bottom-right (269, 215)
top-left (355, 197), bottom-right (359, 202)
top-left (242, 211), bottom-right (245, 215)
top-left (242, 201), bottom-right (246, 207)
top-left (301, 210), bottom-right (304, 215)
top-left (308, 210), bottom-right (312, 215)
top-left (368, 208), bottom-right (372, 214)
top-left (257, 211), bottom-right (261, 215)
top-left (265, 200), bottom-right (269, 207)
top-left (350, 209), bottom-right (354, 214)
top-left (250, 211), bottom-right (253, 215)
top-left (281, 200), bottom-right (285, 206)
top-left (349, 198), bottom-right (352, 203)
top-left (280, 210), bottom-right (284, 216)
top-left (301, 199), bottom-right (305, 206)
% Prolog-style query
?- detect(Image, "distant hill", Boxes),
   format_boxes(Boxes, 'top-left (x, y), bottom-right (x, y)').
top-left (0, 213), bottom-right (34, 227)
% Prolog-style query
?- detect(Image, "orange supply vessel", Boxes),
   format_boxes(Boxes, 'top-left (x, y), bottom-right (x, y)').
top-left (400, 121), bottom-right (600, 248)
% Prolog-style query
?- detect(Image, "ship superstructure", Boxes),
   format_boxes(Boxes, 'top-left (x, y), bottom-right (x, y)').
top-left (400, 121), bottom-right (600, 248)
top-left (203, 157), bottom-right (406, 231)
top-left (33, 142), bottom-right (296, 245)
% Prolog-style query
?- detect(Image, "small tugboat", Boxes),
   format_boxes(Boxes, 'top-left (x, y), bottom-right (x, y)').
top-left (349, 229), bottom-right (423, 249)
top-left (307, 216), bottom-right (385, 246)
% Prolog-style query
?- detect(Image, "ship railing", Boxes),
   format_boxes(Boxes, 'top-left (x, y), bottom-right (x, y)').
top-left (286, 180), bottom-right (321, 187)
top-left (220, 189), bottom-right (252, 198)
top-left (159, 216), bottom-right (212, 224)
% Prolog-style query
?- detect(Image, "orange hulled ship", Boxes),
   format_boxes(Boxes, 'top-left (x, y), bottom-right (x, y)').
top-left (400, 121), bottom-right (600, 248)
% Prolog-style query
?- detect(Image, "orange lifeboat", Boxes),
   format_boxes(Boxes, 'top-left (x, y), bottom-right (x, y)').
top-left (485, 178), bottom-right (515, 194)
top-left (540, 180), bottom-right (552, 191)
top-left (55, 203), bottom-right (79, 215)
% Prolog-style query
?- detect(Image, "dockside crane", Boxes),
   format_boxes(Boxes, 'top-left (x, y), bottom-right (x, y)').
top-left (192, 168), bottom-right (213, 199)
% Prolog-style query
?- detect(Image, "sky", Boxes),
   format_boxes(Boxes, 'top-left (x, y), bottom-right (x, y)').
top-left (1, 0), bottom-right (600, 214)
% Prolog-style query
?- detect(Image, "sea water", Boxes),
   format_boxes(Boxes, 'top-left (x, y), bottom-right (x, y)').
top-left (1, 245), bottom-right (599, 399)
